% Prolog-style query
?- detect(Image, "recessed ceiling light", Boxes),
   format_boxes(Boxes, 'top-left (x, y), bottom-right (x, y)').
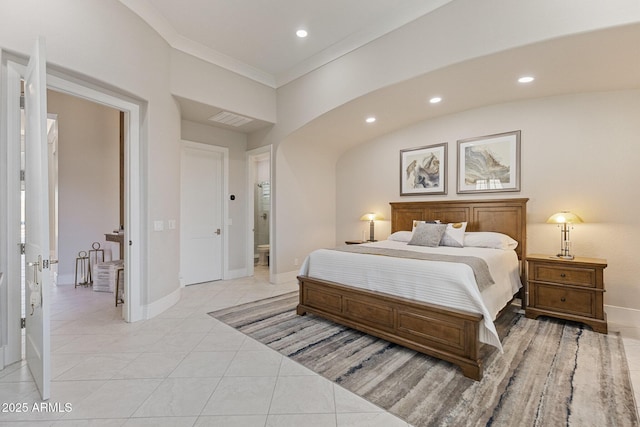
top-left (429, 97), bottom-right (442, 104)
top-left (296, 29), bottom-right (308, 38)
top-left (518, 76), bottom-right (535, 83)
top-left (365, 117), bottom-right (376, 124)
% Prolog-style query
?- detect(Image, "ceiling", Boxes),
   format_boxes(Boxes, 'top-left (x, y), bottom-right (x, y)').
top-left (118, 0), bottom-right (450, 88)
top-left (119, 1), bottom-right (640, 143)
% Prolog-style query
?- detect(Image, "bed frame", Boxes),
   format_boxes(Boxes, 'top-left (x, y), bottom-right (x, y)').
top-left (297, 198), bottom-right (528, 380)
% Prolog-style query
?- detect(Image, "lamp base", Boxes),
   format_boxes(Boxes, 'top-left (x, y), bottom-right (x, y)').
top-left (556, 254), bottom-right (575, 260)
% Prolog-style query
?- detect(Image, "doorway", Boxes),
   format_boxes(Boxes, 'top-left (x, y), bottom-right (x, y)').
top-left (46, 90), bottom-right (122, 291)
top-left (2, 54), bottom-right (145, 375)
top-left (247, 146), bottom-right (272, 281)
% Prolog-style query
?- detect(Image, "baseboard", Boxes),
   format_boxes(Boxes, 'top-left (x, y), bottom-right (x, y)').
top-left (273, 270), bottom-right (298, 285)
top-left (605, 304), bottom-right (640, 327)
top-left (226, 268), bottom-right (248, 280)
top-left (144, 286), bottom-right (182, 319)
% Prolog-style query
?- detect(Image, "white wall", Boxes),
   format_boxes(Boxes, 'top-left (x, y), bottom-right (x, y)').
top-left (336, 90), bottom-right (640, 318)
top-left (48, 91), bottom-right (120, 284)
top-left (0, 0), bottom-right (276, 311)
top-left (171, 50), bottom-right (276, 124)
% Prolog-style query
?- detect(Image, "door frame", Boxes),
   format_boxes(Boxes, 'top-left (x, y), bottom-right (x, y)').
top-left (179, 140), bottom-right (229, 285)
top-left (1, 52), bottom-right (145, 368)
top-left (246, 145), bottom-right (273, 282)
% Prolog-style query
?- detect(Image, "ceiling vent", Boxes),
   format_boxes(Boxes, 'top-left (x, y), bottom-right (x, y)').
top-left (208, 111), bottom-right (253, 127)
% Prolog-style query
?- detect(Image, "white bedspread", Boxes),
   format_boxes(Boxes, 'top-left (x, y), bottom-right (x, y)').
top-left (298, 240), bottom-right (522, 351)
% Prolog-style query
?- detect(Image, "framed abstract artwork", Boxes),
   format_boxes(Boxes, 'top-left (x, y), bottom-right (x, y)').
top-left (400, 143), bottom-right (447, 196)
top-left (457, 130), bottom-right (521, 194)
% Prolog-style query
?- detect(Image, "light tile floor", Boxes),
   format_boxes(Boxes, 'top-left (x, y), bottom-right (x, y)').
top-left (1, 268), bottom-right (638, 426)
top-left (0, 268), bottom-right (410, 426)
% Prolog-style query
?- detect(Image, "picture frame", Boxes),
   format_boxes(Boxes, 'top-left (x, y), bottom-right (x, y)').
top-left (400, 142), bottom-right (447, 196)
top-left (457, 130), bottom-right (521, 194)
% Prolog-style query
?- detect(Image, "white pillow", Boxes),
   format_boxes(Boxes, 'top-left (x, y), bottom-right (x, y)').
top-left (464, 232), bottom-right (518, 250)
top-left (388, 231), bottom-right (413, 242)
top-left (440, 222), bottom-right (467, 248)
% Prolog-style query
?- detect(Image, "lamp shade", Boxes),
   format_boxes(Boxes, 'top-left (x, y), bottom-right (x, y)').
top-left (360, 213), bottom-right (384, 221)
top-left (546, 211), bottom-right (583, 224)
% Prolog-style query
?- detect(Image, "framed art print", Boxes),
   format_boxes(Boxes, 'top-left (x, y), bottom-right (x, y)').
top-left (457, 130), bottom-right (521, 194)
top-left (400, 143), bottom-right (447, 196)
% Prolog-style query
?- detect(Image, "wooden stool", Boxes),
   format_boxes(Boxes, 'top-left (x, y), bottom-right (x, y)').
top-left (115, 266), bottom-right (124, 307)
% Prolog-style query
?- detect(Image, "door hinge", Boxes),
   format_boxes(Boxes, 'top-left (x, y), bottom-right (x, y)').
top-left (20, 170), bottom-right (25, 182)
top-left (19, 243), bottom-right (25, 254)
top-left (21, 318), bottom-right (26, 328)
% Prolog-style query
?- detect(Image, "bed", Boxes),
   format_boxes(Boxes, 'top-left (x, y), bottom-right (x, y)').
top-left (297, 198), bottom-right (528, 380)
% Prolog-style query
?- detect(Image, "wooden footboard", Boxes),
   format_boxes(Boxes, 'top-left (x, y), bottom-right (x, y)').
top-left (297, 275), bottom-right (485, 380)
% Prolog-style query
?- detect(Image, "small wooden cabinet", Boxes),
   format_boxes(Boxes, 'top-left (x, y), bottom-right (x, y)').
top-left (525, 254), bottom-right (608, 333)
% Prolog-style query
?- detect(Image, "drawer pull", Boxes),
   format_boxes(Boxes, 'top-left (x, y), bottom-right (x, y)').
top-left (560, 297), bottom-right (566, 302)
top-left (560, 273), bottom-right (566, 278)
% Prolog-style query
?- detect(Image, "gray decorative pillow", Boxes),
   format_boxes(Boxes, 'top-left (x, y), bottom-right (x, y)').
top-left (408, 223), bottom-right (447, 247)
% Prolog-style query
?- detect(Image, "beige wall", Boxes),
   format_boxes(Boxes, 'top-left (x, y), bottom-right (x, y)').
top-left (2, 0), bottom-right (639, 320)
top-left (270, 0), bottom-right (640, 280)
top-left (336, 90), bottom-right (640, 319)
top-left (48, 90), bottom-right (120, 284)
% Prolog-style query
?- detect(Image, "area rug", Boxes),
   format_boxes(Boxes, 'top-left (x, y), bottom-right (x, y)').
top-left (208, 292), bottom-right (639, 427)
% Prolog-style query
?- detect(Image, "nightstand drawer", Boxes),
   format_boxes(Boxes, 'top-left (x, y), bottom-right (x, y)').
top-left (533, 284), bottom-right (595, 318)
top-left (531, 264), bottom-right (596, 287)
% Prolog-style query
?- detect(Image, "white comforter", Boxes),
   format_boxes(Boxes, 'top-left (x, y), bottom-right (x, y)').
top-left (298, 240), bottom-right (522, 351)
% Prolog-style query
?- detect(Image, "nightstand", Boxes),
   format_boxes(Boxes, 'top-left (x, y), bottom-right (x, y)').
top-left (525, 254), bottom-right (607, 333)
top-left (345, 240), bottom-right (367, 245)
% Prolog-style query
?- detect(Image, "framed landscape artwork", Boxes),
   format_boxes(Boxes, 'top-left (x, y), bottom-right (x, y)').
top-left (400, 143), bottom-right (447, 196)
top-left (457, 130), bottom-right (521, 194)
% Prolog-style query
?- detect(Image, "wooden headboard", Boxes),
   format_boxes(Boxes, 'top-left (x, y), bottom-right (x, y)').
top-left (390, 198), bottom-right (528, 263)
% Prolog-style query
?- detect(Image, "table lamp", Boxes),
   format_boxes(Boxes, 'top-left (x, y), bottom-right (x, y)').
top-left (546, 211), bottom-right (583, 260)
top-left (360, 212), bottom-right (383, 242)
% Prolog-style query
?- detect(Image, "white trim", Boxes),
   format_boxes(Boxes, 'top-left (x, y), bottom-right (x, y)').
top-left (2, 60), bottom-right (24, 367)
top-left (45, 74), bottom-right (144, 323)
top-left (180, 140), bottom-right (229, 281)
top-left (144, 286), bottom-right (182, 319)
top-left (605, 304), bottom-right (640, 328)
top-left (1, 55), bottom-right (145, 325)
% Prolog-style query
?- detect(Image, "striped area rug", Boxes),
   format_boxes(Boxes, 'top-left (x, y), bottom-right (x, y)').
top-left (208, 292), bottom-right (639, 427)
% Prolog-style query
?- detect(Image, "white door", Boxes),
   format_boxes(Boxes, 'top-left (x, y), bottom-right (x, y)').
top-left (23, 37), bottom-right (52, 400)
top-left (180, 142), bottom-right (224, 285)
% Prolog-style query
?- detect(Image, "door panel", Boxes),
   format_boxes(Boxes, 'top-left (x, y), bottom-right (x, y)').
top-left (180, 143), bottom-right (223, 285)
top-left (24, 37), bottom-right (51, 400)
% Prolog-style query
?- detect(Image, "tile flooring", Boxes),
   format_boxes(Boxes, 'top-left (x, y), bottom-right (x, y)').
top-left (0, 268), bottom-right (638, 426)
top-left (0, 268), bottom-right (410, 426)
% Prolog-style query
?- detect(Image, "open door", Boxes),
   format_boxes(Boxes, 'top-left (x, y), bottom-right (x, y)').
top-left (23, 37), bottom-right (52, 401)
